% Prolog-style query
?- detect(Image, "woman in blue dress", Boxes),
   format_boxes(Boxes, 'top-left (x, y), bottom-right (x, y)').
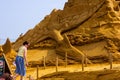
top-left (13, 41), bottom-right (29, 80)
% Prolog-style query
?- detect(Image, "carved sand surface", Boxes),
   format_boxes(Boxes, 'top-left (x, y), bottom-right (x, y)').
top-left (12, 0), bottom-right (120, 65)
top-left (2, 0), bottom-right (120, 80)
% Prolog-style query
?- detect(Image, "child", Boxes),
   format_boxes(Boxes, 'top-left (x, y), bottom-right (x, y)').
top-left (13, 41), bottom-right (29, 80)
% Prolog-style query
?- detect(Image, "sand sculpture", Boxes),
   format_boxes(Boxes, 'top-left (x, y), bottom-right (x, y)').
top-left (13, 0), bottom-right (120, 63)
top-left (0, 46), bottom-right (3, 57)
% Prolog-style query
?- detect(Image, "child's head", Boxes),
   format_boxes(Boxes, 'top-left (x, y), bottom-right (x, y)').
top-left (23, 41), bottom-right (30, 48)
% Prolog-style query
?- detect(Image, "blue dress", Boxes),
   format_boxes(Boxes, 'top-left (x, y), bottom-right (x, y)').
top-left (15, 56), bottom-right (25, 76)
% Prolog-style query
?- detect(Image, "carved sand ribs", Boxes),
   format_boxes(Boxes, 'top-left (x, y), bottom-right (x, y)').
top-left (13, 0), bottom-right (105, 63)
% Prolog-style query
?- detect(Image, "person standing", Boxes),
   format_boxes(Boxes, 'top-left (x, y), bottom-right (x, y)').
top-left (13, 41), bottom-right (29, 80)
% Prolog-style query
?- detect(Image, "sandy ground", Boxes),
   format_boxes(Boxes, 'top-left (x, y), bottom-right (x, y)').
top-left (13, 45), bottom-right (120, 80)
top-left (19, 63), bottom-right (120, 80)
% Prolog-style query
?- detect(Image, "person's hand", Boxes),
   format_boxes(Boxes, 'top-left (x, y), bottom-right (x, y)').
top-left (26, 62), bottom-right (29, 67)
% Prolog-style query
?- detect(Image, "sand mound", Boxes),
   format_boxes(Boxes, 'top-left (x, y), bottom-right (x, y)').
top-left (12, 0), bottom-right (120, 65)
top-left (2, 38), bottom-right (16, 64)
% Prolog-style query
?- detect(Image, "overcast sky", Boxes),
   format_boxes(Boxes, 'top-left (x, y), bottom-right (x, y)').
top-left (0, 0), bottom-right (67, 44)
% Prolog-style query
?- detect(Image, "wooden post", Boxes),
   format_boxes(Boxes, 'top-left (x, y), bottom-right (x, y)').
top-left (36, 65), bottom-right (39, 80)
top-left (56, 56), bottom-right (58, 72)
top-left (82, 56), bottom-right (84, 71)
top-left (109, 53), bottom-right (113, 69)
top-left (29, 75), bottom-right (31, 80)
top-left (43, 56), bottom-right (46, 69)
top-left (65, 52), bottom-right (67, 67)
top-left (85, 53), bottom-right (87, 67)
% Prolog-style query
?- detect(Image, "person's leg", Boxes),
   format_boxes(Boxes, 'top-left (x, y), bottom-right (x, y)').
top-left (12, 73), bottom-right (19, 80)
top-left (20, 76), bottom-right (24, 80)
top-left (20, 57), bottom-right (26, 80)
top-left (13, 56), bottom-right (19, 80)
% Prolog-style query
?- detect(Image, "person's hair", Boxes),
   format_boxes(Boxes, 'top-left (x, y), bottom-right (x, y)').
top-left (23, 41), bottom-right (29, 45)
top-left (0, 73), bottom-right (13, 80)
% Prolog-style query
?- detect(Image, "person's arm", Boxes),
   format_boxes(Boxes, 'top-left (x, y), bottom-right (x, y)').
top-left (23, 47), bottom-right (28, 66)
